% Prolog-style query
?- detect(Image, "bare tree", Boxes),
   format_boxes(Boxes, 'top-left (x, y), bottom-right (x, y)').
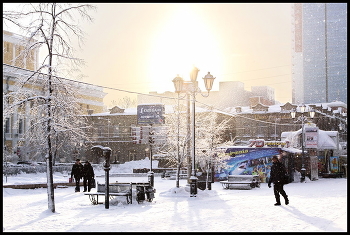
top-left (113, 96), bottom-right (137, 109)
top-left (3, 3), bottom-right (96, 213)
top-left (162, 102), bottom-right (231, 188)
top-left (195, 109), bottom-right (231, 186)
top-left (158, 101), bottom-right (189, 188)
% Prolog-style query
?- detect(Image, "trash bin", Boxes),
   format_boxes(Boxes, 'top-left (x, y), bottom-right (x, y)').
top-left (136, 186), bottom-right (145, 203)
top-left (197, 181), bottom-right (206, 190)
top-left (148, 172), bottom-right (154, 187)
top-left (197, 181), bottom-right (212, 190)
top-left (189, 177), bottom-right (197, 196)
top-left (145, 186), bottom-right (155, 202)
top-left (207, 182), bottom-right (212, 190)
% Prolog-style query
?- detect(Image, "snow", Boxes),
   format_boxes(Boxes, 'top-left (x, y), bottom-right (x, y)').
top-left (3, 159), bottom-right (347, 232)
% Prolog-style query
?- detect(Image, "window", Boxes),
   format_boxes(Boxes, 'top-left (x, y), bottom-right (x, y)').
top-left (112, 125), bottom-right (120, 137)
top-left (129, 151), bottom-right (136, 161)
top-left (18, 119), bottom-right (23, 134)
top-left (97, 126), bottom-right (103, 137)
top-left (5, 118), bottom-right (10, 133)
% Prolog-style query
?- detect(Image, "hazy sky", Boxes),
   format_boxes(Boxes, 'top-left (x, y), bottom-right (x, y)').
top-left (4, 3), bottom-right (293, 107)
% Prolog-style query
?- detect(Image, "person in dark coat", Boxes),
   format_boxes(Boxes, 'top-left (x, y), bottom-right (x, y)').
top-left (268, 155), bottom-right (289, 206)
top-left (71, 159), bottom-right (83, 192)
top-left (83, 161), bottom-right (95, 192)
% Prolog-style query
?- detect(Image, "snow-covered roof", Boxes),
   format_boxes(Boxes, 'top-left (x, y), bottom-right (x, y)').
top-left (223, 101), bottom-right (347, 115)
top-left (281, 128), bottom-right (338, 150)
top-left (93, 101), bottom-right (346, 118)
top-left (90, 104), bottom-right (212, 116)
top-left (281, 147), bottom-right (302, 154)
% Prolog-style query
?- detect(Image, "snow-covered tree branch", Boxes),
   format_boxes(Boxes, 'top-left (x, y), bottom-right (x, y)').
top-left (3, 3), bottom-right (96, 213)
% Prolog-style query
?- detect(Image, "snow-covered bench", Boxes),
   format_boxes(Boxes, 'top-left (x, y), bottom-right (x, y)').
top-left (220, 175), bottom-right (260, 189)
top-left (85, 182), bottom-right (133, 205)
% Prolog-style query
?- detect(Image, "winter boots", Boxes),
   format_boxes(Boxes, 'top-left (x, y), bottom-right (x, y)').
top-left (275, 196), bottom-right (289, 206)
top-left (285, 196), bottom-right (289, 205)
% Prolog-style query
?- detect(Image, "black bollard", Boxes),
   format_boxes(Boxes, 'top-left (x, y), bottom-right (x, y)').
top-left (103, 147), bottom-right (111, 209)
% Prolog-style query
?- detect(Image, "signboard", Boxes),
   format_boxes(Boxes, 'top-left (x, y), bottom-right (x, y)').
top-left (137, 104), bottom-right (165, 125)
top-left (304, 126), bottom-right (318, 148)
top-left (330, 156), bottom-right (339, 173)
top-left (248, 139), bottom-right (288, 148)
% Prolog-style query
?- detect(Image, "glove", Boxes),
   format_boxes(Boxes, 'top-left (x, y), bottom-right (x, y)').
top-left (268, 183), bottom-right (271, 188)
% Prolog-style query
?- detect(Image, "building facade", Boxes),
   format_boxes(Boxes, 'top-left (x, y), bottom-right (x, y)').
top-left (3, 30), bottom-right (107, 160)
top-left (291, 3), bottom-right (347, 104)
top-left (79, 101), bottom-right (346, 175)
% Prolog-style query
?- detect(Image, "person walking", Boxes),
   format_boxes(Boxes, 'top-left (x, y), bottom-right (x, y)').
top-left (71, 159), bottom-right (83, 192)
top-left (82, 161), bottom-right (95, 192)
top-left (268, 155), bottom-right (289, 206)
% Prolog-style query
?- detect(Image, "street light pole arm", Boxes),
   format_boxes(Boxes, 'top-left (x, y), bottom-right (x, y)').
top-left (199, 90), bottom-right (210, 98)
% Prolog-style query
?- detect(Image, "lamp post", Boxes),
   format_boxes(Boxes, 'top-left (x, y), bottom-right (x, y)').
top-left (172, 66), bottom-right (215, 197)
top-left (91, 145), bottom-right (111, 209)
top-left (176, 92), bottom-right (181, 188)
top-left (291, 105), bottom-right (315, 183)
top-left (102, 147), bottom-right (111, 209)
top-left (148, 125), bottom-right (154, 187)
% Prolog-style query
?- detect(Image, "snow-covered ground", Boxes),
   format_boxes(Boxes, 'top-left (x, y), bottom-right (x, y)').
top-left (2, 159), bottom-right (347, 232)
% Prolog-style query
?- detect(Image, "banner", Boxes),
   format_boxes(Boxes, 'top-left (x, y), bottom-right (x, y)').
top-left (330, 156), bottom-right (339, 173)
top-left (215, 147), bottom-right (282, 182)
top-left (304, 126), bottom-right (318, 148)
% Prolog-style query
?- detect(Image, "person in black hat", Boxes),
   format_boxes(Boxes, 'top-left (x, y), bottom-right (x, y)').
top-left (268, 155), bottom-right (289, 206)
top-left (71, 159), bottom-right (83, 192)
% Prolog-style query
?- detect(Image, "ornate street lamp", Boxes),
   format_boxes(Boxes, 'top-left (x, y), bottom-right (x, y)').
top-left (291, 105), bottom-right (315, 183)
top-left (172, 67), bottom-right (215, 197)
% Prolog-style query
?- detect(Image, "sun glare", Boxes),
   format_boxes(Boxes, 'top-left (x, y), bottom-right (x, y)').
top-left (147, 5), bottom-right (222, 92)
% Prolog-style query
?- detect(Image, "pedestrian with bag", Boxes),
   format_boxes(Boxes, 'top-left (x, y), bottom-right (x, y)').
top-left (268, 155), bottom-right (289, 206)
top-left (83, 160), bottom-right (95, 192)
top-left (71, 159), bottom-right (83, 192)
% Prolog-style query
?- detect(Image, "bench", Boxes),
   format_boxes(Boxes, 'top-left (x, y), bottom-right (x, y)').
top-left (220, 175), bottom-right (261, 189)
top-left (162, 170), bottom-right (187, 180)
top-left (85, 182), bottom-right (132, 205)
top-left (115, 181), bottom-right (156, 203)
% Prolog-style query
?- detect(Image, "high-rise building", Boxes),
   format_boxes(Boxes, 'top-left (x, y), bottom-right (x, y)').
top-left (291, 3), bottom-right (347, 104)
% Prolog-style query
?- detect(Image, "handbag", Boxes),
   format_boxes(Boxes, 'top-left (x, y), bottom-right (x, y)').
top-left (69, 177), bottom-right (74, 183)
top-left (90, 178), bottom-right (96, 188)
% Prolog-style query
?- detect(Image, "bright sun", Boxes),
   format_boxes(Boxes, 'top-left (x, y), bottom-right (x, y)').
top-left (147, 5), bottom-right (222, 92)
